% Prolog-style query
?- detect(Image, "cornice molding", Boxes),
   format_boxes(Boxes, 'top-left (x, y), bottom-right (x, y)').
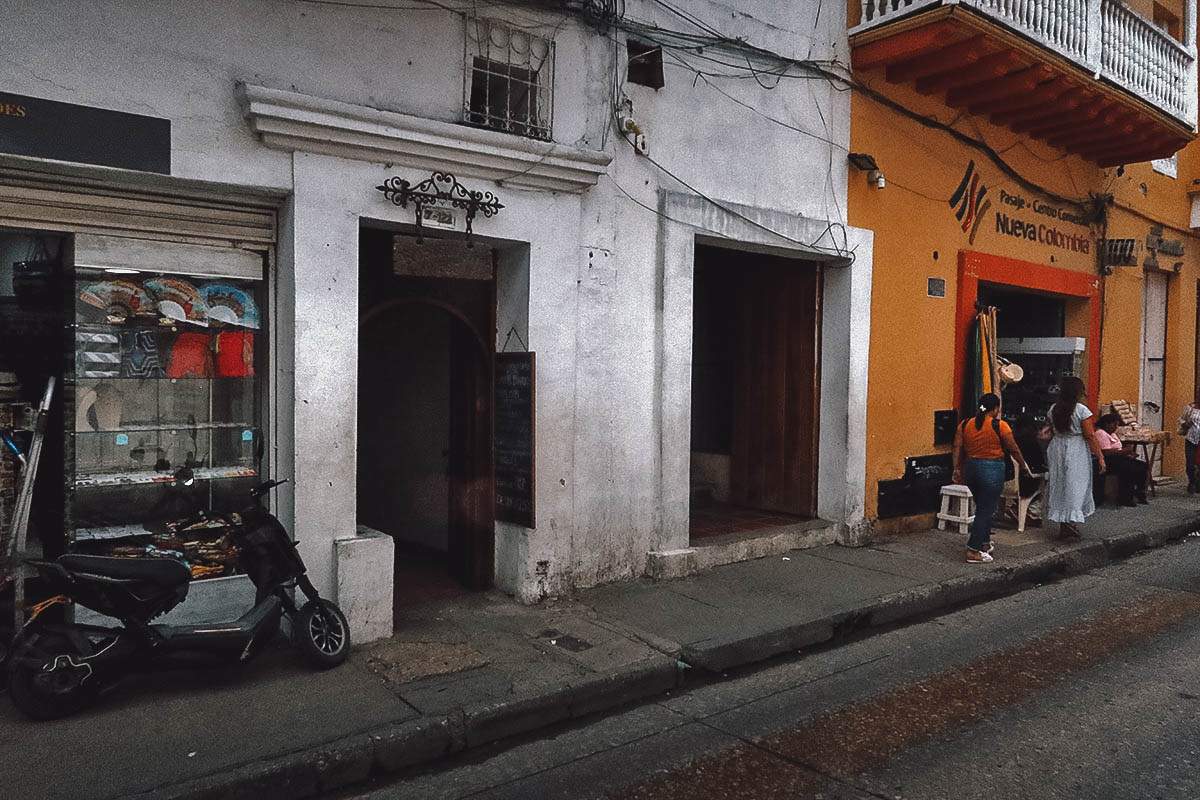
top-left (240, 83), bottom-right (611, 193)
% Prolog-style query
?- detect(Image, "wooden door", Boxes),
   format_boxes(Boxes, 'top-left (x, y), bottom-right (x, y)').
top-left (730, 259), bottom-right (821, 515)
top-left (447, 322), bottom-right (494, 589)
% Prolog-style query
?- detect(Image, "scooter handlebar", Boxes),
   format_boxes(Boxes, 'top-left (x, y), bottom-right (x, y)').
top-left (250, 478), bottom-right (289, 498)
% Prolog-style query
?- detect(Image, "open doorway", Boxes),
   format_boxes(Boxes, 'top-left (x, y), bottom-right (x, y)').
top-left (978, 283), bottom-right (1089, 420)
top-left (955, 252), bottom-right (1101, 424)
top-left (357, 229), bottom-right (495, 616)
top-left (1140, 271), bottom-right (1168, 475)
top-left (688, 243), bottom-right (821, 542)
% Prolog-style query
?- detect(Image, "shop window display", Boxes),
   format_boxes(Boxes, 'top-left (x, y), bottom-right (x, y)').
top-left (69, 267), bottom-right (264, 581)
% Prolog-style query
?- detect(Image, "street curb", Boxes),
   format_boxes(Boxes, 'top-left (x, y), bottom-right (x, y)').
top-left (128, 656), bottom-right (681, 800)
top-left (1103, 530), bottom-right (1149, 560)
top-left (663, 515), bottom-right (1200, 675)
top-left (135, 515), bottom-right (1200, 799)
top-left (681, 615), bottom-right (842, 672)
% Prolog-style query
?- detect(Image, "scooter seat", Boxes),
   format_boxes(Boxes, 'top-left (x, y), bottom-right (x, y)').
top-left (58, 554), bottom-right (191, 587)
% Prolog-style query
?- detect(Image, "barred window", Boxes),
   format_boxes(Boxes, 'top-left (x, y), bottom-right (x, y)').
top-left (464, 18), bottom-right (554, 141)
top-left (1103, 238), bottom-right (1137, 267)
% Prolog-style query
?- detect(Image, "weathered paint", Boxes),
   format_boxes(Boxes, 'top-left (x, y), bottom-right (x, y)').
top-left (1, 0), bottom-right (868, 624)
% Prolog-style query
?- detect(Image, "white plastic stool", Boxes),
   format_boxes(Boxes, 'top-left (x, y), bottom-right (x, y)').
top-left (937, 484), bottom-right (975, 535)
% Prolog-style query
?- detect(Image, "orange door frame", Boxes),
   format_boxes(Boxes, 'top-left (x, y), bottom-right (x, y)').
top-left (954, 250), bottom-right (1102, 411)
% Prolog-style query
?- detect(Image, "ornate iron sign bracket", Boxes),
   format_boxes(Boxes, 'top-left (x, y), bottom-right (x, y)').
top-left (376, 171), bottom-right (504, 247)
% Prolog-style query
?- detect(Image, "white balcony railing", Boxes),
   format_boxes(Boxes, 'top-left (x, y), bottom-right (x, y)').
top-left (853, 0), bottom-right (1198, 128)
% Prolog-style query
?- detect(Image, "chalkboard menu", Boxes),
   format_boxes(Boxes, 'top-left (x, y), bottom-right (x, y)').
top-left (495, 352), bottom-right (535, 527)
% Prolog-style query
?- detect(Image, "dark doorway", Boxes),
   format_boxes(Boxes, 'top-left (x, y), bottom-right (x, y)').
top-left (977, 284), bottom-right (1066, 338)
top-left (689, 244), bottom-right (821, 540)
top-left (978, 282), bottom-right (1080, 420)
top-left (358, 229), bottom-right (496, 612)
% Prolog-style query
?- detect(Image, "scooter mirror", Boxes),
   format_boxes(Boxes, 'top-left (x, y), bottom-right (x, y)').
top-left (174, 466), bottom-right (195, 487)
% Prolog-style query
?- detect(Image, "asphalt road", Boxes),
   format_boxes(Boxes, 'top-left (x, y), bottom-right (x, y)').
top-left (341, 537), bottom-right (1200, 800)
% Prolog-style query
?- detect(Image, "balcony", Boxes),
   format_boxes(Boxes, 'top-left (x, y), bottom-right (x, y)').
top-left (850, 0), bottom-right (1198, 165)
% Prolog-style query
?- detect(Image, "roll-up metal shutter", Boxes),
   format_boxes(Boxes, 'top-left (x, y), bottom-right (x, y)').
top-left (74, 233), bottom-right (264, 280)
top-left (0, 155), bottom-right (280, 248)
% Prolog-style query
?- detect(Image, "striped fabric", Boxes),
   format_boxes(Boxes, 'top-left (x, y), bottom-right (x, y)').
top-left (76, 331), bottom-right (120, 378)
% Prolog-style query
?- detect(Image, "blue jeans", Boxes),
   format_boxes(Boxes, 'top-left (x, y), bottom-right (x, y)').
top-left (964, 458), bottom-right (1006, 552)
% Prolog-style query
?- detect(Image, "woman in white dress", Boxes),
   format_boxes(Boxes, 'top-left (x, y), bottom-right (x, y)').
top-left (1045, 376), bottom-right (1106, 540)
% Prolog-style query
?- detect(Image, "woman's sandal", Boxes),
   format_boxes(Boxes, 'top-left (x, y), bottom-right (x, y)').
top-left (1058, 523), bottom-right (1082, 541)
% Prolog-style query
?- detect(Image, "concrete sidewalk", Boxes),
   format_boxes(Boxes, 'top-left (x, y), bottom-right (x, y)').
top-left (5, 488), bottom-right (1200, 800)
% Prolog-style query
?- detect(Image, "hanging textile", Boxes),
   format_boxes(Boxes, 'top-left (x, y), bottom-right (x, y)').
top-left (970, 306), bottom-right (1000, 411)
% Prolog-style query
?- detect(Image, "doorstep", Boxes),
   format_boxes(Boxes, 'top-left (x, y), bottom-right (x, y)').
top-left (647, 517), bottom-right (841, 580)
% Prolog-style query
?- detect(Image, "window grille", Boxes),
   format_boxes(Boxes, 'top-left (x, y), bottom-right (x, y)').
top-left (1103, 238), bottom-right (1138, 267)
top-left (464, 18), bottom-right (554, 141)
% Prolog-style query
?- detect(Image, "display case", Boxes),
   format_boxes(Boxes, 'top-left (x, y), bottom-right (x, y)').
top-left (67, 266), bottom-right (265, 580)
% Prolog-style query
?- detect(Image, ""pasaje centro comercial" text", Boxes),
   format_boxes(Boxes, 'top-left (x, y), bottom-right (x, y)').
top-left (994, 189), bottom-right (1091, 253)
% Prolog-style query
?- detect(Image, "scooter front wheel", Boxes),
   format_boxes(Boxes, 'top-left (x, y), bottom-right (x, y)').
top-left (8, 631), bottom-right (101, 720)
top-left (294, 599), bottom-right (350, 669)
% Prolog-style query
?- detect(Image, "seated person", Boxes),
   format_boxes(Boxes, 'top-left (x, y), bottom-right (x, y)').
top-left (1009, 414), bottom-right (1047, 526)
top-left (1093, 412), bottom-right (1149, 507)
top-left (1013, 414), bottom-right (1047, 499)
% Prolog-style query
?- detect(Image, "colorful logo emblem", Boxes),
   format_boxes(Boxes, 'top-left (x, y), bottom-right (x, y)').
top-left (949, 160), bottom-right (992, 245)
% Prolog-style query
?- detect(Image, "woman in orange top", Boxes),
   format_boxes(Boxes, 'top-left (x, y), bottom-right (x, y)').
top-left (952, 393), bottom-right (1032, 563)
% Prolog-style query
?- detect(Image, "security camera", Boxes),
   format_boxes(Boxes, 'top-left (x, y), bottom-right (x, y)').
top-left (868, 170), bottom-right (885, 189)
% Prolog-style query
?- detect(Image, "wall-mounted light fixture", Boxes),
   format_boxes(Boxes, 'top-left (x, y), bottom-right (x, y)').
top-left (848, 152), bottom-right (885, 189)
top-left (847, 153), bottom-right (877, 170)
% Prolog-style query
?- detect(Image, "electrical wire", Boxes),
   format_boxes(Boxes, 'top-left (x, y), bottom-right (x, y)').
top-left (663, 54), bottom-right (845, 150)
top-left (607, 171), bottom-right (855, 263)
top-left (591, 5), bottom-right (858, 260)
top-left (294, 0), bottom-right (467, 12)
top-left (843, 74), bottom-right (1090, 213)
top-left (884, 176), bottom-right (951, 204)
top-left (293, 0), bottom-right (1096, 245)
top-left (614, 130), bottom-right (855, 261)
top-left (648, 0), bottom-right (726, 40)
top-left (1108, 200), bottom-right (1198, 240)
top-left (600, 7), bottom-right (1093, 213)
top-left (293, 0), bottom-right (567, 31)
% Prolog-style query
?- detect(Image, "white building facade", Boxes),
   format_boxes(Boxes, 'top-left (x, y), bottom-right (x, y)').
top-left (1, 0), bottom-right (872, 642)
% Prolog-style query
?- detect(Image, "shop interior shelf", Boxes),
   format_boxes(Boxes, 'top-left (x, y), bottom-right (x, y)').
top-left (73, 421), bottom-right (252, 434)
top-left (73, 320), bottom-right (212, 329)
top-left (75, 376), bottom-right (254, 382)
top-left (74, 523), bottom-right (153, 542)
top-left (75, 465), bottom-right (257, 488)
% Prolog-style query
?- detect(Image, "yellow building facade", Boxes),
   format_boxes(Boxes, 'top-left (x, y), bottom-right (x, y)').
top-left (847, 0), bottom-right (1200, 527)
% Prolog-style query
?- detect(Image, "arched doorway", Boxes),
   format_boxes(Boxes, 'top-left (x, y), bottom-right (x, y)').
top-left (358, 229), bottom-right (496, 612)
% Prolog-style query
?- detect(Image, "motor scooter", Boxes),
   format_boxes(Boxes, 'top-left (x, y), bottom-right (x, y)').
top-left (6, 468), bottom-right (350, 719)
